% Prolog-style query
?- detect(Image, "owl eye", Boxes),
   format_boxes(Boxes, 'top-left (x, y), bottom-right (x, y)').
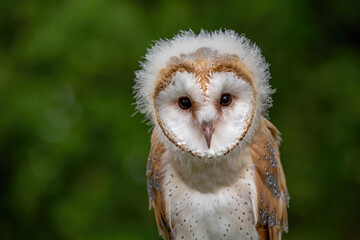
top-left (219, 93), bottom-right (232, 106)
top-left (178, 97), bottom-right (192, 109)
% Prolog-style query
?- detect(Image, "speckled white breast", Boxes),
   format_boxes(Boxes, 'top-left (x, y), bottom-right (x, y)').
top-left (163, 164), bottom-right (259, 240)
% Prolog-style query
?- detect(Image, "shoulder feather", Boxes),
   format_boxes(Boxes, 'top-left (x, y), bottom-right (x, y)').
top-left (147, 129), bottom-right (173, 239)
top-left (251, 117), bottom-right (289, 240)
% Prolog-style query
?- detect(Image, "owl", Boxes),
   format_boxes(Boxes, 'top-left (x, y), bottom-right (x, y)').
top-left (134, 30), bottom-right (289, 240)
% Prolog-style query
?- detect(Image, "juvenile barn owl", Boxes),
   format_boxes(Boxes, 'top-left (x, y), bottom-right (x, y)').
top-left (134, 30), bottom-right (289, 240)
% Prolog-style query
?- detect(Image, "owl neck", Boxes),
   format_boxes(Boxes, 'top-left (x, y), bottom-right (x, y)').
top-left (168, 143), bottom-right (253, 193)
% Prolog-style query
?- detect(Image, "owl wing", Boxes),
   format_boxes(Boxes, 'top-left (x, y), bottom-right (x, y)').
top-left (147, 129), bottom-right (173, 240)
top-left (251, 117), bottom-right (290, 240)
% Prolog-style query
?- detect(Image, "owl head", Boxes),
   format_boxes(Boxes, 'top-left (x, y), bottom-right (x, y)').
top-left (134, 30), bottom-right (274, 159)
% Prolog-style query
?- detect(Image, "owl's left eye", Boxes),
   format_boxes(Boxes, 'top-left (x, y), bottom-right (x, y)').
top-left (219, 93), bottom-right (232, 106)
top-left (178, 97), bottom-right (192, 109)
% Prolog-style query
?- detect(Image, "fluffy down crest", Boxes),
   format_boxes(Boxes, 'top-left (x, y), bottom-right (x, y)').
top-left (134, 29), bottom-right (274, 122)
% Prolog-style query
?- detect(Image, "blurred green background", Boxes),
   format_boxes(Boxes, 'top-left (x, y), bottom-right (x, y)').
top-left (1, 0), bottom-right (359, 239)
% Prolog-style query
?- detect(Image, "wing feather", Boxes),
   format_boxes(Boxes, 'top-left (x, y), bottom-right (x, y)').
top-left (251, 117), bottom-right (290, 240)
top-left (147, 129), bottom-right (173, 240)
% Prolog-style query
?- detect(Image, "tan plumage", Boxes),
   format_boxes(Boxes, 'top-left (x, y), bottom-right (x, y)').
top-left (147, 129), bottom-right (172, 239)
top-left (251, 118), bottom-right (289, 239)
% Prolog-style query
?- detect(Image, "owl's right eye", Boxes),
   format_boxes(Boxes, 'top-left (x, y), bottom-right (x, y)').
top-left (178, 97), bottom-right (192, 109)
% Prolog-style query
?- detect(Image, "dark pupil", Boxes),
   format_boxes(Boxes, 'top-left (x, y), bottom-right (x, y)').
top-left (178, 97), bottom-right (192, 109)
top-left (220, 94), bottom-right (232, 106)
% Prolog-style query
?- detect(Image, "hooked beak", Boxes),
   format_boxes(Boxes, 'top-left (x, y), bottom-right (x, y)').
top-left (201, 121), bottom-right (214, 149)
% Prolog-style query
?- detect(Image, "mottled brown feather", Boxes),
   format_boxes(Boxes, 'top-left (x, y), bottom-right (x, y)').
top-left (251, 117), bottom-right (289, 240)
top-left (147, 129), bottom-right (173, 239)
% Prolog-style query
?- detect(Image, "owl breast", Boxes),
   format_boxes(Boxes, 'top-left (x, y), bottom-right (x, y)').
top-left (163, 160), bottom-right (259, 240)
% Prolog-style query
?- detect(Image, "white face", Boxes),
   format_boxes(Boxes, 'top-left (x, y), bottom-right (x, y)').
top-left (155, 71), bottom-right (255, 158)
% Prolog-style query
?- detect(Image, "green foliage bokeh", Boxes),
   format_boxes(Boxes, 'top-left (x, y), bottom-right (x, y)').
top-left (1, 0), bottom-right (359, 239)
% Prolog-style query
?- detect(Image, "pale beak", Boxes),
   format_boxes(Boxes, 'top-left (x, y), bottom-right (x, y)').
top-left (201, 121), bottom-right (214, 149)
